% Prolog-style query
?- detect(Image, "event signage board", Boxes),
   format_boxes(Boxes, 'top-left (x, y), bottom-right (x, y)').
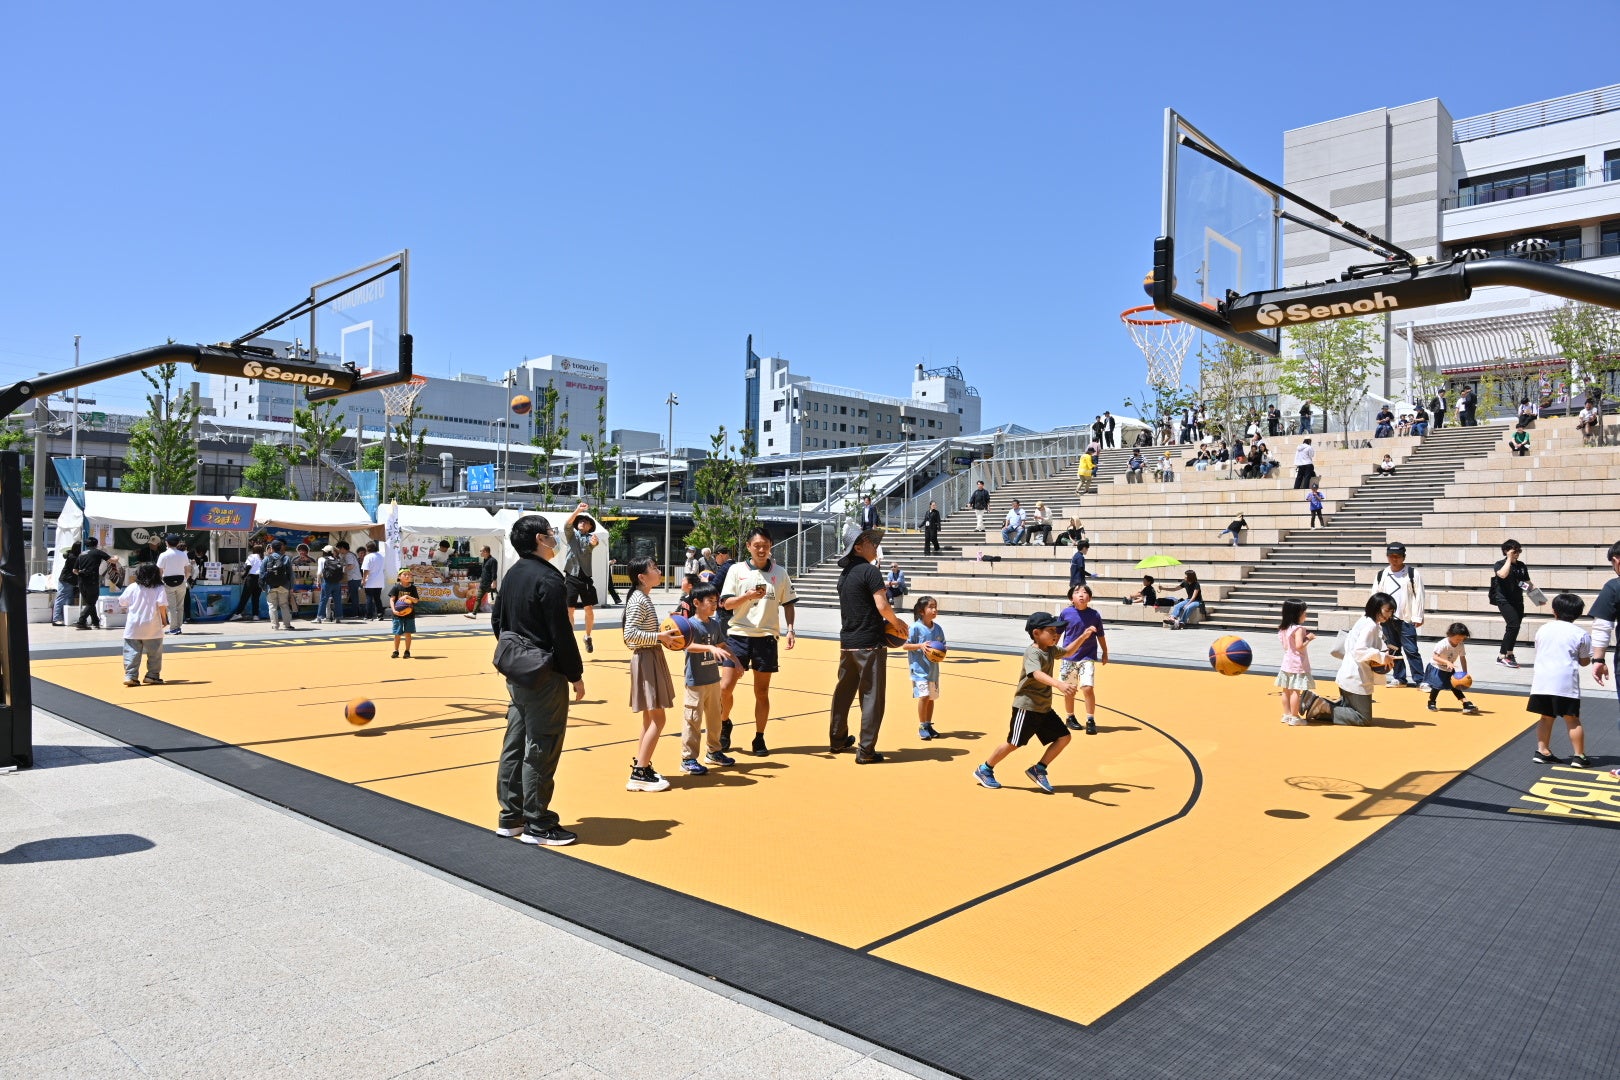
top-left (114, 526), bottom-right (212, 553)
top-left (187, 500), bottom-right (257, 532)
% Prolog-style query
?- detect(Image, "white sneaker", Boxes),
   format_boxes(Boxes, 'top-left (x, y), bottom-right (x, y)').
top-left (1385, 676), bottom-right (1401, 688)
top-left (494, 825), bottom-right (523, 838)
top-left (1285, 714), bottom-right (1310, 726)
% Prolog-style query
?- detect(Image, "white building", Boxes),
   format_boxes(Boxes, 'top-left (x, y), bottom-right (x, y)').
top-left (505, 355), bottom-right (610, 453)
top-left (749, 353), bottom-right (982, 457)
top-left (1284, 84), bottom-right (1620, 411)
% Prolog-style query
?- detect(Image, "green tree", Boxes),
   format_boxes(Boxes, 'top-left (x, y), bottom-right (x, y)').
top-left (579, 394), bottom-right (620, 503)
top-left (1198, 337), bottom-right (1269, 449)
top-left (235, 441), bottom-right (295, 499)
top-left (526, 385), bottom-right (568, 506)
top-left (391, 403), bottom-right (430, 505)
top-left (359, 443), bottom-right (385, 472)
top-left (0, 422), bottom-right (32, 490)
top-left (1277, 317), bottom-right (1384, 442)
top-left (1122, 379), bottom-right (1199, 446)
top-left (685, 426), bottom-right (757, 552)
top-left (1546, 301), bottom-right (1620, 415)
top-left (291, 400), bottom-right (347, 500)
top-left (122, 361), bottom-right (200, 494)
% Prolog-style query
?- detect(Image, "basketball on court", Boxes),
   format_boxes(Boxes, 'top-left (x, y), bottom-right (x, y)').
top-left (660, 613), bottom-right (693, 651)
top-left (344, 698), bottom-right (376, 726)
top-left (923, 643), bottom-right (948, 663)
top-left (510, 394), bottom-right (532, 415)
top-left (1208, 635), bottom-right (1252, 676)
top-left (1452, 671), bottom-right (1473, 690)
top-left (392, 595), bottom-right (416, 618)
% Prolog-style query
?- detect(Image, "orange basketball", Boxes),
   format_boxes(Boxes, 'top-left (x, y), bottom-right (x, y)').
top-left (510, 395), bottom-right (533, 415)
top-left (1452, 670), bottom-right (1473, 690)
top-left (344, 698), bottom-right (376, 726)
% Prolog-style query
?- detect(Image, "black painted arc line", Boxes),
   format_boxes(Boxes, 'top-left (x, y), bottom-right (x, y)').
top-left (858, 703), bottom-right (1202, 954)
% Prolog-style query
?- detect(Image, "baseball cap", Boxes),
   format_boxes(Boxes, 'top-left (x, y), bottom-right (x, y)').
top-left (1386, 542), bottom-right (1407, 555)
top-left (164, 532), bottom-right (179, 543)
top-left (837, 527), bottom-right (885, 569)
top-left (1024, 611), bottom-right (1062, 634)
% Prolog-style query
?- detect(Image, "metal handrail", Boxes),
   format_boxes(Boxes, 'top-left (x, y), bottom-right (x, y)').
top-left (1452, 84), bottom-right (1620, 143)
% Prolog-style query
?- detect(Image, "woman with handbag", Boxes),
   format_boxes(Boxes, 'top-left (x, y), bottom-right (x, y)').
top-left (1307, 593), bottom-right (1397, 726)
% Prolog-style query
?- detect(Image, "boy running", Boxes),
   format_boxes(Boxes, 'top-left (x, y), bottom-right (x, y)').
top-left (974, 611), bottom-right (1093, 794)
top-left (1057, 583), bottom-right (1107, 734)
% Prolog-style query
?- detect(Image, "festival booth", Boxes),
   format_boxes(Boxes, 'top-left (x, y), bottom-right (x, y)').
top-left (381, 504), bottom-right (508, 615)
top-left (490, 507), bottom-right (611, 587)
top-left (54, 492), bottom-right (376, 623)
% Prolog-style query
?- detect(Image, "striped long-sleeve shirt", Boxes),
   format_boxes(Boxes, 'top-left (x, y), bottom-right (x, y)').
top-left (622, 590), bottom-right (662, 650)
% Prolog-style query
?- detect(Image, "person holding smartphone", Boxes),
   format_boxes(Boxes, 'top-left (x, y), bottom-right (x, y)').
top-left (717, 526), bottom-right (798, 757)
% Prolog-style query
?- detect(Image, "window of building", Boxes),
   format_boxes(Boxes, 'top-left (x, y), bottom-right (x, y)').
top-left (1607, 149), bottom-right (1620, 183)
top-left (858, 409), bottom-right (867, 418)
top-left (858, 427), bottom-right (867, 435)
top-left (198, 462), bottom-right (244, 496)
top-left (1602, 219), bottom-right (1620, 258)
top-left (840, 423), bottom-right (847, 432)
top-left (1456, 156), bottom-right (1585, 207)
top-left (840, 441), bottom-right (847, 448)
top-left (773, 398), bottom-right (783, 412)
top-left (767, 438), bottom-right (774, 448)
top-left (763, 420), bottom-right (772, 432)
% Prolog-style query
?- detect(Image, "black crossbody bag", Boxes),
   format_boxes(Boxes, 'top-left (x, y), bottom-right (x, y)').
top-left (493, 631), bottom-right (553, 687)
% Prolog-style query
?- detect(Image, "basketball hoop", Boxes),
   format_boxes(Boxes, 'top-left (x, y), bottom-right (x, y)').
top-left (1121, 305), bottom-right (1195, 389)
top-left (378, 374), bottom-right (429, 422)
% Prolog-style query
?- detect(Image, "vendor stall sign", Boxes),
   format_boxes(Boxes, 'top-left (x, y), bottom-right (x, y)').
top-left (187, 500), bottom-right (257, 532)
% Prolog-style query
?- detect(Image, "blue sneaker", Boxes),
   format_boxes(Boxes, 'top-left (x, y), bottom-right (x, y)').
top-left (680, 758), bottom-right (708, 776)
top-left (1025, 764), bottom-right (1054, 794)
top-left (974, 763), bottom-right (1001, 789)
top-left (703, 751), bottom-right (736, 767)
top-left (919, 723), bottom-right (936, 741)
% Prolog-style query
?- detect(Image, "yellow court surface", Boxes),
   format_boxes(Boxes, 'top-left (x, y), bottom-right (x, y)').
top-left (35, 629), bottom-right (1528, 1024)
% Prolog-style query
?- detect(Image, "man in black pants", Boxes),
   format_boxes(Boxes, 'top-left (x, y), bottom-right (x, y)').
top-left (1490, 539), bottom-right (1533, 669)
top-left (467, 545), bottom-right (499, 619)
top-left (1102, 411), bottom-right (1116, 448)
top-left (494, 515), bottom-right (586, 847)
top-left (922, 500), bottom-right (942, 556)
top-left (73, 537), bottom-right (111, 630)
top-left (829, 529), bottom-right (908, 765)
top-left (969, 481), bottom-right (990, 532)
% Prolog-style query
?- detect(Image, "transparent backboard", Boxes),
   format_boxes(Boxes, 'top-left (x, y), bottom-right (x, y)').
top-left (1157, 111), bottom-right (1280, 354)
top-left (307, 251), bottom-right (411, 397)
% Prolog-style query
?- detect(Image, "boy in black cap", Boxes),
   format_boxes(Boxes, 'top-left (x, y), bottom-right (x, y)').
top-left (974, 611), bottom-right (1094, 793)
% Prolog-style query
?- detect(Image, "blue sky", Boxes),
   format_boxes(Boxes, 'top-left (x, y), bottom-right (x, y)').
top-left (0, 2), bottom-right (1594, 447)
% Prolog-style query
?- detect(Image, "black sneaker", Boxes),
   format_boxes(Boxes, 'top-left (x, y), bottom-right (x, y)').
top-left (1569, 755), bottom-right (1592, 769)
top-left (1085, 718), bottom-right (1097, 736)
top-left (1532, 749), bottom-right (1563, 765)
top-left (1496, 656), bottom-right (1520, 670)
top-left (520, 826), bottom-right (578, 847)
top-left (1065, 716), bottom-right (1082, 731)
top-left (1427, 700), bottom-right (1438, 711)
top-left (751, 733), bottom-right (769, 757)
top-left (830, 735), bottom-right (855, 753)
top-left (719, 719), bottom-right (733, 752)
top-left (855, 752), bottom-right (885, 764)
top-left (584, 636), bottom-right (594, 654)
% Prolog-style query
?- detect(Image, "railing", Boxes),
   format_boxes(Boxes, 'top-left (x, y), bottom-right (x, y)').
top-left (1439, 238), bottom-right (1620, 263)
top-left (1452, 84), bottom-right (1620, 143)
top-left (780, 517), bottom-right (845, 578)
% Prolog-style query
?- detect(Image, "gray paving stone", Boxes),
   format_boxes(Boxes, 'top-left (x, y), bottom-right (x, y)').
top-left (0, 1033), bottom-right (144, 1079)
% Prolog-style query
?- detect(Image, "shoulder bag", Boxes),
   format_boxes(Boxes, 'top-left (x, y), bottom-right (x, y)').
top-left (493, 631), bottom-right (553, 688)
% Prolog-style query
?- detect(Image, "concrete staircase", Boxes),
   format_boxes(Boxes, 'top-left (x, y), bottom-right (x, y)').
top-left (1205, 424), bottom-right (1506, 631)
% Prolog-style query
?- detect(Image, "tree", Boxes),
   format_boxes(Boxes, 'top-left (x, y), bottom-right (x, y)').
top-left (579, 394), bottom-right (620, 503)
top-left (235, 442), bottom-right (295, 499)
top-left (122, 360), bottom-right (200, 494)
top-left (1277, 317), bottom-right (1383, 442)
top-left (0, 422), bottom-right (32, 490)
top-left (1122, 379), bottom-right (1199, 446)
top-left (527, 385), bottom-right (568, 506)
top-left (291, 400), bottom-right (347, 500)
top-left (1197, 337), bottom-right (1269, 448)
top-left (390, 403), bottom-right (430, 505)
top-left (1546, 301), bottom-right (1620, 414)
top-left (685, 426), bottom-right (757, 552)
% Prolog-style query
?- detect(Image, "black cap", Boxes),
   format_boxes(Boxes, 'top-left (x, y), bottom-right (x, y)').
top-left (1386, 542), bottom-right (1407, 555)
top-left (1024, 611), bottom-right (1061, 634)
top-left (164, 532), bottom-right (180, 543)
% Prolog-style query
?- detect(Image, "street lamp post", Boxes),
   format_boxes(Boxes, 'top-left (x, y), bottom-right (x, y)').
top-left (794, 397), bottom-right (806, 574)
top-left (664, 393), bottom-right (678, 584)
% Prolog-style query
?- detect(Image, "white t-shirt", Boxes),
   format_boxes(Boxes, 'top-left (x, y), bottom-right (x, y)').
top-left (1430, 638), bottom-right (1468, 673)
top-left (246, 552), bottom-right (263, 576)
top-left (119, 583), bottom-right (167, 640)
top-left (156, 548), bottom-right (191, 581)
top-left (362, 551), bottom-right (385, 589)
top-left (1530, 621), bottom-right (1592, 699)
top-left (720, 560), bottom-right (797, 639)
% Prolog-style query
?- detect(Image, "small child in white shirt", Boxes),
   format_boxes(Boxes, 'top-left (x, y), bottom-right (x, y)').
top-left (1528, 593), bottom-right (1593, 768)
top-left (1425, 622), bottom-right (1479, 714)
top-left (118, 563), bottom-right (169, 687)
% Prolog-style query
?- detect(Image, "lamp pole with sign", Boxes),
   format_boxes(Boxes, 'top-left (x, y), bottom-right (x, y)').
top-left (664, 393), bottom-right (678, 583)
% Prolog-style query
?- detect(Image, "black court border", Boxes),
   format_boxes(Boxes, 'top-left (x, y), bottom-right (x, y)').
top-left (29, 648), bottom-right (1548, 1080)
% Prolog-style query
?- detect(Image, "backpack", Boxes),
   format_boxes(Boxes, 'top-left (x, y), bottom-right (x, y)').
top-left (321, 557), bottom-right (345, 585)
top-left (262, 553), bottom-right (290, 588)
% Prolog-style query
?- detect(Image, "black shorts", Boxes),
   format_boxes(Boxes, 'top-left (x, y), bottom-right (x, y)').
top-left (1527, 693), bottom-right (1581, 719)
top-left (565, 574), bottom-right (599, 608)
top-left (1008, 707), bottom-right (1067, 747)
top-left (725, 633), bottom-right (779, 673)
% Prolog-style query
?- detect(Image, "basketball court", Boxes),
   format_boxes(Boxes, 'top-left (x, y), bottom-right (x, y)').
top-left (31, 630), bottom-right (1533, 1024)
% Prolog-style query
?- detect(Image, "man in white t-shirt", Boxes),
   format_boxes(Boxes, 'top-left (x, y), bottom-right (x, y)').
top-left (1373, 541), bottom-right (1426, 688)
top-left (718, 526), bottom-right (798, 757)
top-left (361, 542), bottom-right (386, 620)
top-left (1292, 439), bottom-right (1316, 489)
top-left (156, 534), bottom-right (193, 635)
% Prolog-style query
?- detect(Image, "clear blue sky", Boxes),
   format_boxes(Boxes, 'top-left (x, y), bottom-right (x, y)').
top-left (0, 2), bottom-right (1593, 448)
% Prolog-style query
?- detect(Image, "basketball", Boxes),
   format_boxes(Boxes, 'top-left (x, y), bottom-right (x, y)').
top-left (344, 698), bottom-right (376, 726)
top-left (660, 613), bottom-right (693, 651)
top-left (1452, 670), bottom-right (1473, 690)
top-left (392, 595), bottom-right (416, 617)
top-left (510, 395), bottom-right (533, 415)
top-left (923, 642), bottom-right (948, 663)
top-left (1208, 635), bottom-right (1252, 676)
top-left (884, 626), bottom-right (907, 648)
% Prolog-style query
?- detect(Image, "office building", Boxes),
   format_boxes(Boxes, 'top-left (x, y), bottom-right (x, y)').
top-left (508, 355), bottom-right (610, 453)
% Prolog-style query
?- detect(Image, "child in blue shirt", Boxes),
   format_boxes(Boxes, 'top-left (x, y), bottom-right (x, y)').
top-left (903, 595), bottom-right (946, 740)
top-left (1057, 583), bottom-right (1107, 734)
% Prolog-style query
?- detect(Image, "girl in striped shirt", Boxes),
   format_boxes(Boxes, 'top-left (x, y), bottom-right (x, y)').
top-left (622, 556), bottom-right (683, 792)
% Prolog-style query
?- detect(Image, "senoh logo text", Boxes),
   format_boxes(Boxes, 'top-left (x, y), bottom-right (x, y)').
top-left (1256, 291), bottom-right (1400, 327)
top-left (241, 360), bottom-right (338, 387)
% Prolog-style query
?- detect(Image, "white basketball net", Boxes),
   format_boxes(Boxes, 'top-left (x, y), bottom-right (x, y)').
top-left (378, 375), bottom-right (428, 422)
top-left (1121, 309), bottom-right (1195, 390)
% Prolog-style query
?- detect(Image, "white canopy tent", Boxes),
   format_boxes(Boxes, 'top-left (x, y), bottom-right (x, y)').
top-left (490, 508), bottom-right (610, 583)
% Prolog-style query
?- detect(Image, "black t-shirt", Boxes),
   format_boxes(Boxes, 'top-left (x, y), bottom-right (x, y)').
top-left (838, 562), bottom-right (888, 648)
top-left (75, 548), bottom-right (110, 578)
top-left (1591, 575), bottom-right (1620, 626)
top-left (1141, 584), bottom-right (1158, 606)
top-left (1490, 558), bottom-right (1530, 607)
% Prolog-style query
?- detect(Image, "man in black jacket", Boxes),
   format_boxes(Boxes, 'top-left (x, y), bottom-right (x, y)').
top-left (466, 545), bottom-right (499, 619)
top-left (73, 537), bottom-right (111, 630)
top-left (922, 501), bottom-right (942, 555)
top-left (494, 515), bottom-right (586, 847)
top-left (969, 481), bottom-right (990, 531)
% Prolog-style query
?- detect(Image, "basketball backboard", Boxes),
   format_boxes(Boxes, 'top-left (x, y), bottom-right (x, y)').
top-left (306, 251), bottom-right (412, 400)
top-left (1151, 110), bottom-right (1282, 355)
